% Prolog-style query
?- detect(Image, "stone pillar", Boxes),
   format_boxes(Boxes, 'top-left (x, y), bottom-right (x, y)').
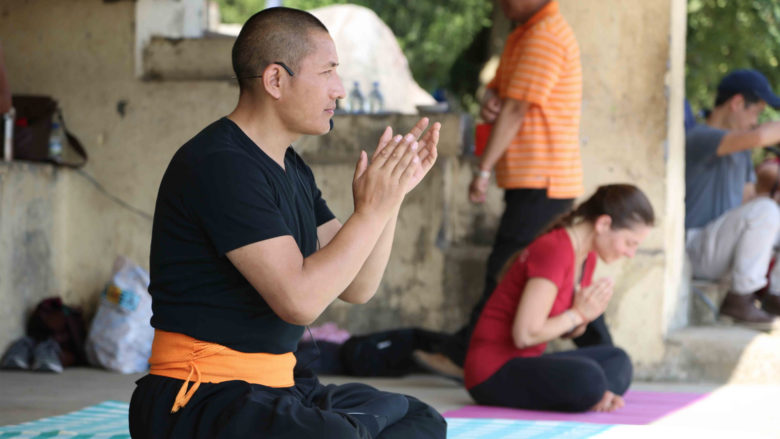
top-left (558, 0), bottom-right (687, 372)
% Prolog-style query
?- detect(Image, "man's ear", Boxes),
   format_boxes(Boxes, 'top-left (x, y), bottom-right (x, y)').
top-left (595, 214), bottom-right (612, 233)
top-left (729, 94), bottom-right (745, 111)
top-left (263, 64), bottom-right (285, 100)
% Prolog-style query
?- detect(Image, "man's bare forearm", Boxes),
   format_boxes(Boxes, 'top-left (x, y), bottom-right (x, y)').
top-left (479, 99), bottom-right (529, 172)
top-left (338, 205), bottom-right (400, 304)
top-left (229, 207), bottom-right (395, 326)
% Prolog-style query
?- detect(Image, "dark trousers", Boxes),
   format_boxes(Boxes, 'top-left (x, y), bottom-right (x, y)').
top-left (468, 346), bottom-right (633, 413)
top-left (129, 369), bottom-right (446, 439)
top-left (295, 328), bottom-right (457, 377)
top-left (441, 189), bottom-right (574, 366)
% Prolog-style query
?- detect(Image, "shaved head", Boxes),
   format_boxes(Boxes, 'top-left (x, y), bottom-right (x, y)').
top-left (232, 7), bottom-right (329, 92)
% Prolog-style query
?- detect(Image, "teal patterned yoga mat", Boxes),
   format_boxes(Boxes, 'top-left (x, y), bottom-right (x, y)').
top-left (446, 418), bottom-right (612, 439)
top-left (0, 401), bottom-right (130, 439)
top-left (0, 401), bottom-right (613, 439)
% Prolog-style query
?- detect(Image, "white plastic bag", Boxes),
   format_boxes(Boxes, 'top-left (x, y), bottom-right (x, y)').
top-left (85, 256), bottom-right (153, 373)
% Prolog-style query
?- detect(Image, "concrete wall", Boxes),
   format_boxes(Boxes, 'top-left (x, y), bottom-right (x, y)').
top-left (557, 0), bottom-right (687, 372)
top-left (0, 0), bottom-right (687, 374)
top-left (0, 0), bottom-right (237, 342)
top-left (0, 162), bottom-right (66, 344)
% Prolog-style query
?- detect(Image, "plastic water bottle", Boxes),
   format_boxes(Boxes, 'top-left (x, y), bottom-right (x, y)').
top-left (49, 122), bottom-right (63, 162)
top-left (368, 81), bottom-right (384, 114)
top-left (348, 81), bottom-right (365, 114)
top-left (2, 107), bottom-right (13, 161)
top-left (334, 98), bottom-right (346, 114)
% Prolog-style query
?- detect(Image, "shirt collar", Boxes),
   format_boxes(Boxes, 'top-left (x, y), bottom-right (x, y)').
top-left (520, 0), bottom-right (559, 32)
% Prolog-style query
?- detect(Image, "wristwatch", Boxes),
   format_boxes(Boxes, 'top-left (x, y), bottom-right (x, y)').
top-left (474, 167), bottom-right (491, 179)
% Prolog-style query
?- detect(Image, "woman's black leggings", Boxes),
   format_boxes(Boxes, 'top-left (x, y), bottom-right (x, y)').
top-left (467, 346), bottom-right (632, 413)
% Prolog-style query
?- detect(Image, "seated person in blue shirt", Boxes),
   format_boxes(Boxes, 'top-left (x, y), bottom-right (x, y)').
top-left (686, 69), bottom-right (780, 328)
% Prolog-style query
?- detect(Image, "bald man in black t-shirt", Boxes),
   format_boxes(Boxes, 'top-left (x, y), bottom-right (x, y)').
top-left (129, 7), bottom-right (445, 439)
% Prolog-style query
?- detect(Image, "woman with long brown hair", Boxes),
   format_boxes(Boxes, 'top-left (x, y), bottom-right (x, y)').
top-left (464, 184), bottom-right (654, 412)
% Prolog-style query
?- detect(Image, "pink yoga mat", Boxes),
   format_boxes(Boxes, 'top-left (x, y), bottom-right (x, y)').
top-left (443, 390), bottom-right (708, 425)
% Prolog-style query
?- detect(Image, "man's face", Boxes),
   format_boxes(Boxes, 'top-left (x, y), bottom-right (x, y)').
top-left (500, 0), bottom-right (546, 22)
top-left (278, 31), bottom-right (345, 136)
top-left (730, 96), bottom-right (766, 131)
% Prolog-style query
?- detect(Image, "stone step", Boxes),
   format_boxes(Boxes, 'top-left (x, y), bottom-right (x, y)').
top-left (638, 325), bottom-right (780, 384)
top-left (689, 279), bottom-right (730, 325)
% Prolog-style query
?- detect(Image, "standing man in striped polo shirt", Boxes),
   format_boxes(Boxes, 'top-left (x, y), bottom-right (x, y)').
top-left (465, 0), bottom-right (590, 354)
top-left (413, 0), bottom-right (605, 379)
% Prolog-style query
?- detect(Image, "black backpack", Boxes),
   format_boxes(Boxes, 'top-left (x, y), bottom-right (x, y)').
top-left (26, 296), bottom-right (87, 367)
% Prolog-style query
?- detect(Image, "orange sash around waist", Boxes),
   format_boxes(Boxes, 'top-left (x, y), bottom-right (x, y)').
top-left (149, 329), bottom-right (296, 413)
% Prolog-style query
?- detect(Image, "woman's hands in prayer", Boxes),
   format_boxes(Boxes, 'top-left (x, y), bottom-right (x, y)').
top-left (572, 277), bottom-right (614, 323)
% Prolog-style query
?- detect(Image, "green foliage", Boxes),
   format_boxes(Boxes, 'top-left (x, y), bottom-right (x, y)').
top-left (216, 0), bottom-right (267, 24)
top-left (686, 0), bottom-right (780, 116)
top-left (214, 0), bottom-right (493, 96)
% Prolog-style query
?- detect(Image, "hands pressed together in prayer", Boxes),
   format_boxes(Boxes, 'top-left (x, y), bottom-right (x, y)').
top-left (573, 277), bottom-right (614, 322)
top-left (352, 117), bottom-right (440, 218)
top-left (570, 277), bottom-right (623, 413)
top-left (562, 278), bottom-right (613, 339)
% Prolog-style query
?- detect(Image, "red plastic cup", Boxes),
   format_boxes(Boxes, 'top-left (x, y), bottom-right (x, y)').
top-left (474, 123), bottom-right (492, 156)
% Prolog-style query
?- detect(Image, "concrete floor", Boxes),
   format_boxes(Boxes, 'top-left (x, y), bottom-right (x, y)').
top-left (1, 368), bottom-right (779, 437)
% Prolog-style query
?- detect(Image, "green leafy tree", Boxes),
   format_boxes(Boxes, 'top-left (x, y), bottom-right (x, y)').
top-left (686, 0), bottom-right (780, 115)
top-left (215, 0), bottom-right (493, 98)
top-left (216, 0), bottom-right (267, 25)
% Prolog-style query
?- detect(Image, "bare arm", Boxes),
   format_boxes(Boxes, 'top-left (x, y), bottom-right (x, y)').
top-left (479, 98), bottom-right (530, 172)
top-left (227, 132), bottom-right (421, 325)
top-left (562, 321), bottom-right (587, 339)
top-left (319, 119), bottom-right (440, 304)
top-left (512, 278), bottom-right (578, 349)
top-left (717, 120), bottom-right (780, 156)
top-left (316, 207), bottom-right (399, 305)
top-left (469, 98), bottom-right (530, 203)
top-left (512, 277), bottom-right (613, 348)
top-left (480, 88), bottom-right (502, 123)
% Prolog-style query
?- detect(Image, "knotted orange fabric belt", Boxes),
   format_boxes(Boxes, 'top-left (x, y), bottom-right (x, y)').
top-left (148, 329), bottom-right (296, 413)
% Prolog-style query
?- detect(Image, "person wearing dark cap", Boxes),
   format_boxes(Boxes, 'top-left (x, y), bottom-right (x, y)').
top-left (686, 69), bottom-right (780, 328)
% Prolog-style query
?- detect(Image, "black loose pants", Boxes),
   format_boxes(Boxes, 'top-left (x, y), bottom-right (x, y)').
top-left (468, 346), bottom-right (633, 413)
top-left (129, 369), bottom-right (446, 438)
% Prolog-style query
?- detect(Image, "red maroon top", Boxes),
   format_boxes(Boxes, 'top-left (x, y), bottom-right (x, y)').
top-left (464, 227), bottom-right (597, 389)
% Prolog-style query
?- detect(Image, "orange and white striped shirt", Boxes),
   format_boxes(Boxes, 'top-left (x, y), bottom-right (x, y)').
top-left (489, 1), bottom-right (583, 199)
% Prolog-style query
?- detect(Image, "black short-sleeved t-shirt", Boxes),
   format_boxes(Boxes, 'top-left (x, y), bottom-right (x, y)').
top-left (149, 117), bottom-right (335, 353)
